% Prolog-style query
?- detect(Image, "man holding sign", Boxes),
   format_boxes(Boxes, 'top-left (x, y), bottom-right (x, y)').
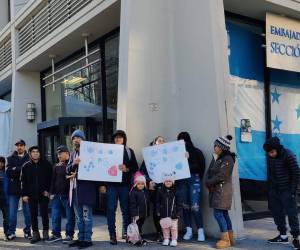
top-left (66, 130), bottom-right (97, 249)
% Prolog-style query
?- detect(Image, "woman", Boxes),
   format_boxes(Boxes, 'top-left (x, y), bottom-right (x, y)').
top-left (177, 132), bottom-right (205, 242)
top-left (107, 130), bottom-right (139, 245)
top-left (140, 136), bottom-right (166, 242)
top-left (205, 135), bottom-right (235, 249)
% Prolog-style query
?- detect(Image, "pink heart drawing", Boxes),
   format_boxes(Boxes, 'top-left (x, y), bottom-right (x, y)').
top-left (108, 165), bottom-right (118, 176)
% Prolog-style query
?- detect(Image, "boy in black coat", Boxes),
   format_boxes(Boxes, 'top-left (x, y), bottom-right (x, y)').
top-left (156, 173), bottom-right (182, 247)
top-left (21, 146), bottom-right (52, 244)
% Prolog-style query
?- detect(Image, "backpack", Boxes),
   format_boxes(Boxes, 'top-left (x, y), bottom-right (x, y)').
top-left (127, 222), bottom-right (141, 244)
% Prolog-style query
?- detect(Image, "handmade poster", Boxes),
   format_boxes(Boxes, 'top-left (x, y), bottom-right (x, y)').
top-left (78, 141), bottom-right (124, 182)
top-left (142, 140), bottom-right (190, 183)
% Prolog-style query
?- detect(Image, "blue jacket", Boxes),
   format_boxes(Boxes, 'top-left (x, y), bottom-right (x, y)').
top-left (66, 150), bottom-right (97, 206)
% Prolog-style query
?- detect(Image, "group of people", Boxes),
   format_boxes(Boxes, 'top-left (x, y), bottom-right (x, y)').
top-left (0, 128), bottom-right (298, 250)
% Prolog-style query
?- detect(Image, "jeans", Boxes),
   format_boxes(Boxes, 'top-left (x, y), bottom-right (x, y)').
top-left (178, 174), bottom-right (204, 228)
top-left (8, 195), bottom-right (31, 235)
top-left (51, 194), bottom-right (75, 238)
top-left (268, 189), bottom-right (299, 237)
top-left (106, 185), bottom-right (130, 237)
top-left (213, 209), bottom-right (232, 232)
top-left (73, 191), bottom-right (93, 242)
top-left (0, 200), bottom-right (8, 236)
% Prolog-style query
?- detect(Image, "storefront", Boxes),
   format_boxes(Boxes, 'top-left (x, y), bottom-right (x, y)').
top-left (37, 29), bottom-right (120, 213)
top-left (226, 11), bottom-right (300, 219)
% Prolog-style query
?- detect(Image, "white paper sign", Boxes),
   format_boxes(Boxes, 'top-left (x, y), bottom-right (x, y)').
top-left (266, 12), bottom-right (300, 72)
top-left (142, 140), bottom-right (190, 183)
top-left (78, 141), bottom-right (124, 182)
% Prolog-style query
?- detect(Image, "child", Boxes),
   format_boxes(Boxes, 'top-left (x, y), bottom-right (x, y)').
top-left (129, 172), bottom-right (149, 245)
top-left (0, 157), bottom-right (8, 240)
top-left (156, 173), bottom-right (182, 247)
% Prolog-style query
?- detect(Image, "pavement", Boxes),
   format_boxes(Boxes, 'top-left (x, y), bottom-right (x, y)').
top-left (0, 214), bottom-right (296, 250)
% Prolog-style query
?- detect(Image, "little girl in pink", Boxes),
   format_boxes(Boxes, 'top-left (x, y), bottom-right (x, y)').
top-left (156, 173), bottom-right (182, 247)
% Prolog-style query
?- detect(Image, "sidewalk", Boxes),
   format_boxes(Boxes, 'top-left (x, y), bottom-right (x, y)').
top-left (0, 214), bottom-right (296, 250)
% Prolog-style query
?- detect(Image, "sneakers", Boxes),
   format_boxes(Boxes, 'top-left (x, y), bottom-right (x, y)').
top-left (69, 240), bottom-right (82, 248)
top-left (110, 236), bottom-right (117, 245)
top-left (293, 238), bottom-right (300, 249)
top-left (78, 241), bottom-right (93, 249)
top-left (24, 232), bottom-right (32, 240)
top-left (63, 235), bottom-right (74, 244)
top-left (162, 239), bottom-right (170, 246)
top-left (7, 234), bottom-right (16, 241)
top-left (268, 235), bottom-right (289, 244)
top-left (30, 231), bottom-right (41, 244)
top-left (170, 240), bottom-right (177, 247)
top-left (46, 235), bottom-right (62, 243)
top-left (183, 227), bottom-right (193, 240)
top-left (197, 228), bottom-right (205, 242)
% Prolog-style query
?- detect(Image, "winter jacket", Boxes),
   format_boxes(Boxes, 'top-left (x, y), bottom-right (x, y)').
top-left (156, 185), bottom-right (182, 219)
top-left (267, 147), bottom-right (300, 193)
top-left (50, 161), bottom-right (69, 197)
top-left (129, 187), bottom-right (149, 219)
top-left (187, 147), bottom-right (205, 177)
top-left (66, 150), bottom-right (97, 206)
top-left (205, 152), bottom-right (235, 210)
top-left (0, 170), bottom-right (8, 205)
top-left (6, 152), bottom-right (30, 196)
top-left (21, 159), bottom-right (53, 199)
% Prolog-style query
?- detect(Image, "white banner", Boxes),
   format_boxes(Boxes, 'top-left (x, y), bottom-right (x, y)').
top-left (78, 141), bottom-right (124, 182)
top-left (266, 12), bottom-right (300, 72)
top-left (142, 140), bottom-right (190, 184)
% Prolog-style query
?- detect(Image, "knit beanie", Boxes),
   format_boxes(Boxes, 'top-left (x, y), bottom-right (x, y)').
top-left (71, 130), bottom-right (86, 140)
top-left (214, 135), bottom-right (233, 151)
top-left (263, 137), bottom-right (282, 152)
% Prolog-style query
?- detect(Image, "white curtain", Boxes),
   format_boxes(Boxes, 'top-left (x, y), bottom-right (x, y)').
top-left (0, 100), bottom-right (11, 157)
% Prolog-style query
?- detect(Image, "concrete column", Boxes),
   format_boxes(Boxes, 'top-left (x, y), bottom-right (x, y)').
top-left (118, 0), bottom-right (244, 237)
top-left (10, 0), bottom-right (41, 150)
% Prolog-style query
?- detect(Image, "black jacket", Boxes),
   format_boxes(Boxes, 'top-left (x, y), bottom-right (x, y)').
top-left (187, 147), bottom-right (205, 177)
top-left (21, 159), bottom-right (52, 199)
top-left (6, 152), bottom-right (30, 196)
top-left (50, 161), bottom-right (69, 197)
top-left (268, 147), bottom-right (300, 193)
top-left (129, 187), bottom-right (149, 219)
top-left (156, 185), bottom-right (182, 219)
top-left (110, 147), bottom-right (139, 187)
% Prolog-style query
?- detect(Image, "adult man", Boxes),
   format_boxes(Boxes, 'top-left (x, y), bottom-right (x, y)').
top-left (21, 146), bottom-right (52, 244)
top-left (47, 145), bottom-right (75, 244)
top-left (6, 139), bottom-right (31, 240)
top-left (67, 130), bottom-right (97, 249)
top-left (263, 137), bottom-right (300, 249)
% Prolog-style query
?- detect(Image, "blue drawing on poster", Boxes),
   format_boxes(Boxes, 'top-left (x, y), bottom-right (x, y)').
top-left (175, 162), bottom-right (183, 170)
top-left (98, 149), bottom-right (103, 155)
top-left (108, 150), bottom-right (114, 155)
top-left (150, 162), bottom-right (157, 168)
top-left (87, 147), bottom-right (95, 154)
top-left (163, 157), bottom-right (167, 162)
top-left (163, 148), bottom-right (168, 155)
top-left (172, 146), bottom-right (179, 153)
top-left (150, 150), bottom-right (158, 157)
top-left (84, 161), bottom-right (96, 172)
top-left (98, 158), bottom-right (102, 163)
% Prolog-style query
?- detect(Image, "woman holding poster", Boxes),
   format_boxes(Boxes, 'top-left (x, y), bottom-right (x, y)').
top-left (205, 135), bottom-right (235, 249)
top-left (176, 132), bottom-right (206, 242)
top-left (107, 130), bottom-right (139, 245)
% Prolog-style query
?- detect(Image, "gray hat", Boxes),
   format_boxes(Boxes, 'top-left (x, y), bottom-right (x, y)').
top-left (56, 145), bottom-right (69, 154)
